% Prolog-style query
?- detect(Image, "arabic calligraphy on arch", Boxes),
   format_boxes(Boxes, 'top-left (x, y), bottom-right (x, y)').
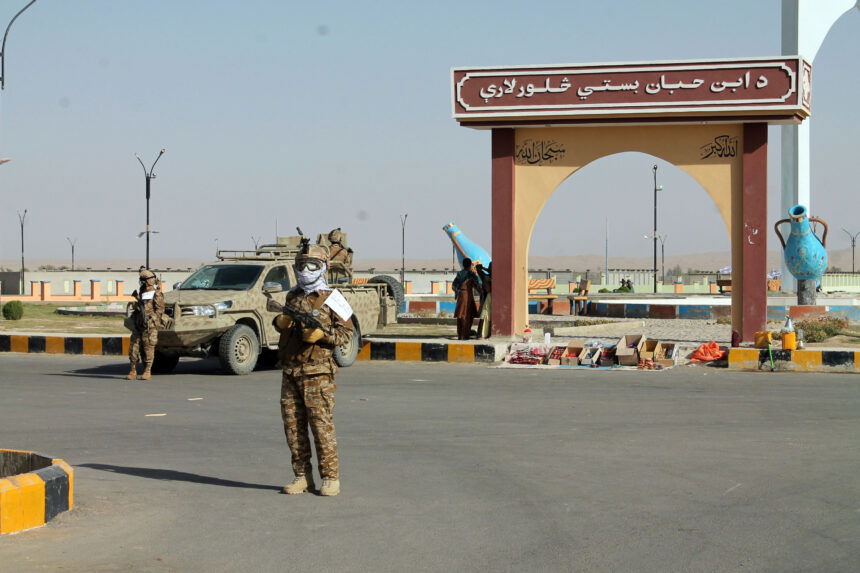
top-left (515, 139), bottom-right (567, 166)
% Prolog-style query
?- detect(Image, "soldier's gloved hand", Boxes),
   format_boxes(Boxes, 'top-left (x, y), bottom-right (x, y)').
top-left (302, 327), bottom-right (325, 343)
top-left (274, 315), bottom-right (293, 332)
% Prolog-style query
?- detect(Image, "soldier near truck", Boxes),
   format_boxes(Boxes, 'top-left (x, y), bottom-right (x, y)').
top-left (147, 229), bottom-right (403, 375)
top-left (125, 267), bottom-right (166, 380)
top-left (272, 244), bottom-right (352, 496)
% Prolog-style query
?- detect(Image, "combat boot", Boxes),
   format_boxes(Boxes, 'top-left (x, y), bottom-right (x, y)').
top-left (320, 478), bottom-right (340, 496)
top-left (283, 471), bottom-right (315, 495)
top-left (126, 366), bottom-right (137, 380)
top-left (140, 367), bottom-right (152, 381)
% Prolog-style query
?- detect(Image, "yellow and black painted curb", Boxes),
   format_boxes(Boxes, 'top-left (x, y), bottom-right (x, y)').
top-left (357, 340), bottom-right (506, 363)
top-left (728, 348), bottom-right (860, 372)
top-left (0, 334), bottom-right (507, 363)
top-left (0, 449), bottom-right (74, 534)
top-left (0, 334), bottom-right (129, 356)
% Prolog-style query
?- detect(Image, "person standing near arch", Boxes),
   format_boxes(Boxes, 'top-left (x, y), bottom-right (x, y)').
top-left (452, 257), bottom-right (481, 340)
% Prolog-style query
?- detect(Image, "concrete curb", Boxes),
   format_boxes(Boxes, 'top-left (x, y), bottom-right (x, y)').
top-left (0, 333), bottom-right (129, 356)
top-left (0, 333), bottom-right (508, 363)
top-left (727, 348), bottom-right (860, 373)
top-left (0, 449), bottom-right (74, 534)
top-left (358, 339), bottom-right (509, 363)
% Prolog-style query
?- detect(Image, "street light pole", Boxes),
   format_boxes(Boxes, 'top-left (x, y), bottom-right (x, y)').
top-left (66, 237), bottom-right (77, 270)
top-left (659, 234), bottom-right (668, 283)
top-left (400, 213), bottom-right (408, 285)
top-left (134, 149), bottom-right (165, 269)
top-left (1, 0), bottom-right (38, 90)
top-left (652, 165), bottom-right (659, 293)
top-left (842, 228), bottom-right (860, 273)
top-left (17, 209), bottom-right (27, 293)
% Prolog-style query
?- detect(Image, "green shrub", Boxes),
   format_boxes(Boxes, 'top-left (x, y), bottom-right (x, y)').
top-left (796, 316), bottom-right (848, 343)
top-left (2, 300), bottom-right (24, 320)
top-left (598, 288), bottom-right (610, 293)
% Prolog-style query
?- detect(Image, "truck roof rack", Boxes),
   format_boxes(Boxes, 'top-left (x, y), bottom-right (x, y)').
top-left (216, 246), bottom-right (300, 261)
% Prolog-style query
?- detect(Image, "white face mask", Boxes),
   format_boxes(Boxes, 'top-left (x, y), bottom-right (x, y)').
top-left (297, 267), bottom-right (324, 286)
top-left (294, 263), bottom-right (330, 294)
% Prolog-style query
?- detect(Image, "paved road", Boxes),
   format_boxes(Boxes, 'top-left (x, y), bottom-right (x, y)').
top-left (1, 355), bottom-right (858, 572)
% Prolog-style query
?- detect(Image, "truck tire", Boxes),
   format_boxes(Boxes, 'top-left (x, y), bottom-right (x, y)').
top-left (218, 324), bottom-right (259, 375)
top-left (333, 322), bottom-right (361, 367)
top-left (152, 350), bottom-right (180, 374)
top-left (369, 275), bottom-right (405, 314)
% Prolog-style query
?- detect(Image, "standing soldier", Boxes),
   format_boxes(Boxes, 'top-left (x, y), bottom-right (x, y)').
top-left (273, 244), bottom-right (353, 496)
top-left (126, 267), bottom-right (165, 380)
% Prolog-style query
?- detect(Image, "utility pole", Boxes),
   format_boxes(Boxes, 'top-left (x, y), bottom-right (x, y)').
top-left (400, 213), bottom-right (408, 285)
top-left (842, 228), bottom-right (860, 273)
top-left (604, 217), bottom-right (609, 288)
top-left (17, 209), bottom-right (27, 293)
top-left (66, 236), bottom-right (77, 270)
top-left (652, 165), bottom-right (659, 293)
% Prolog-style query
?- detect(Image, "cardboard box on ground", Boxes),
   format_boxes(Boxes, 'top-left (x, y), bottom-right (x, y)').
top-left (506, 335), bottom-right (677, 368)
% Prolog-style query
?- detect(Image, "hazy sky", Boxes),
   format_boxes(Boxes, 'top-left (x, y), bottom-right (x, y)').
top-left (0, 0), bottom-right (858, 266)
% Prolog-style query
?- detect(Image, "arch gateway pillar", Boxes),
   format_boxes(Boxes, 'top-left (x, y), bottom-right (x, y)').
top-left (453, 57), bottom-right (811, 342)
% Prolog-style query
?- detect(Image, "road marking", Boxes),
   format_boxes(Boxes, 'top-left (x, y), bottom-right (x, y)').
top-left (145, 413), bottom-right (167, 417)
top-left (187, 398), bottom-right (203, 401)
top-left (723, 483), bottom-right (742, 495)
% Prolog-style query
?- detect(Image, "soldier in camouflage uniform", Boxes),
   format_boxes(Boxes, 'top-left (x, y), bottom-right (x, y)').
top-left (127, 268), bottom-right (165, 381)
top-left (274, 244), bottom-right (353, 496)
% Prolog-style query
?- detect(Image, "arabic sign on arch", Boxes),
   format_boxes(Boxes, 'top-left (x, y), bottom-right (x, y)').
top-left (452, 56), bottom-right (811, 125)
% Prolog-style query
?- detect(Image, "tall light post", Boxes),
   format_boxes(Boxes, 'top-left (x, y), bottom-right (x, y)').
top-left (644, 233), bottom-right (668, 284)
top-left (842, 228), bottom-right (860, 273)
top-left (400, 213), bottom-right (408, 285)
top-left (66, 237), bottom-right (77, 270)
top-left (651, 165), bottom-right (663, 293)
top-left (134, 149), bottom-right (165, 269)
top-left (1, 0), bottom-right (38, 90)
top-left (17, 209), bottom-right (27, 293)
top-left (658, 233), bottom-right (668, 283)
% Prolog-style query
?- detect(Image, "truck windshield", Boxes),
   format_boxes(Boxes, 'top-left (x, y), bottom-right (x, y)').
top-left (179, 265), bottom-right (264, 291)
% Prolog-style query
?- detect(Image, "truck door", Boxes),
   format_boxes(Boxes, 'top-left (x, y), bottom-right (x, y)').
top-left (262, 265), bottom-right (291, 346)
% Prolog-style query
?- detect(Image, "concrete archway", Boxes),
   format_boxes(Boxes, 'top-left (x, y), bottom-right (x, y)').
top-left (455, 57), bottom-right (808, 342)
top-left (491, 123), bottom-right (767, 340)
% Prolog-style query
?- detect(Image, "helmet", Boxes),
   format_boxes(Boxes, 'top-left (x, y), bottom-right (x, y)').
top-left (328, 228), bottom-right (344, 244)
top-left (296, 244), bottom-right (330, 263)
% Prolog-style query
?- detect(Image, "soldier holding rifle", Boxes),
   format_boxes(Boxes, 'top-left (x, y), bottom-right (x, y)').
top-left (269, 243), bottom-right (353, 496)
top-left (126, 267), bottom-right (165, 380)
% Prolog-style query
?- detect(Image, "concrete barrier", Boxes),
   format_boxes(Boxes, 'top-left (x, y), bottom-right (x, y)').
top-left (0, 449), bottom-right (74, 534)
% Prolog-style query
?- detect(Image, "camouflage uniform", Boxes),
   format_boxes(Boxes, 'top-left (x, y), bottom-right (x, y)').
top-left (127, 269), bottom-right (165, 380)
top-left (275, 246), bottom-right (353, 494)
top-left (326, 228), bottom-right (354, 283)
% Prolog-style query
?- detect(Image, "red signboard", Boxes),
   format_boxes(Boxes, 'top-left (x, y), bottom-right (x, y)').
top-left (452, 57), bottom-right (811, 125)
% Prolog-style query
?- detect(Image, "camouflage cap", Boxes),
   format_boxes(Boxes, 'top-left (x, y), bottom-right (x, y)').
top-left (139, 268), bottom-right (157, 281)
top-left (297, 244), bottom-right (330, 263)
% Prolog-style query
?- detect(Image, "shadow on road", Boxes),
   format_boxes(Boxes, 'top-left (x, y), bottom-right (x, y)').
top-left (51, 358), bottom-right (234, 379)
top-left (78, 463), bottom-right (282, 491)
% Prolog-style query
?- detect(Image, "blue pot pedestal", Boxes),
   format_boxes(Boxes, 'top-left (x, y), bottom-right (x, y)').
top-left (797, 279), bottom-right (816, 305)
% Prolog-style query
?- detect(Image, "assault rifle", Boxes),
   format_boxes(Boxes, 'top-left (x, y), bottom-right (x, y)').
top-left (129, 289), bottom-right (147, 331)
top-left (265, 297), bottom-right (331, 335)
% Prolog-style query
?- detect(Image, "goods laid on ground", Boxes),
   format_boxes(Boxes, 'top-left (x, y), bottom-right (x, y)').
top-left (505, 335), bottom-right (679, 369)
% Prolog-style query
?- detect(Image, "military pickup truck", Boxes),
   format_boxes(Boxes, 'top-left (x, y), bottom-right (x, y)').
top-left (146, 232), bottom-right (403, 375)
